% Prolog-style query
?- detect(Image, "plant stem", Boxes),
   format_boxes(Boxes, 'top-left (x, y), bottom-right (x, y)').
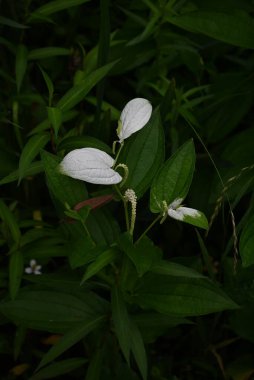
top-left (114, 141), bottom-right (124, 165)
top-left (113, 185), bottom-right (130, 232)
top-left (136, 214), bottom-right (162, 243)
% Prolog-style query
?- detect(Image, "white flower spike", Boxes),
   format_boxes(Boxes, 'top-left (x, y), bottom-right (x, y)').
top-left (117, 98), bottom-right (152, 142)
top-left (25, 259), bottom-right (42, 275)
top-left (59, 147), bottom-right (122, 185)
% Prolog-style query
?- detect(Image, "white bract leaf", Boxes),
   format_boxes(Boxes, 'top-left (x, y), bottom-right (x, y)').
top-left (167, 198), bottom-right (200, 221)
top-left (117, 98), bottom-right (152, 142)
top-left (59, 147), bottom-right (122, 185)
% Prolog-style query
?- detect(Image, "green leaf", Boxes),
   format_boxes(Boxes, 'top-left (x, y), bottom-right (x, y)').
top-left (133, 274), bottom-right (238, 316)
top-left (29, 0), bottom-right (91, 19)
top-left (30, 358), bottom-right (87, 380)
top-left (85, 347), bottom-right (104, 380)
top-left (166, 10), bottom-right (254, 49)
top-left (38, 66), bottom-right (54, 106)
top-left (0, 290), bottom-right (100, 333)
top-left (28, 47), bottom-right (70, 60)
top-left (129, 319), bottom-right (147, 380)
top-left (41, 150), bottom-right (88, 208)
top-left (47, 107), bottom-right (62, 137)
top-left (37, 315), bottom-right (105, 369)
top-left (0, 200), bottom-right (21, 243)
top-left (57, 136), bottom-right (112, 154)
top-left (119, 234), bottom-right (162, 277)
top-left (0, 16), bottom-right (28, 29)
top-left (9, 250), bottom-right (24, 300)
top-left (57, 60), bottom-right (118, 111)
top-left (240, 215), bottom-right (254, 267)
top-left (151, 260), bottom-right (205, 279)
top-left (0, 161), bottom-right (43, 185)
top-left (119, 107), bottom-right (165, 198)
top-left (18, 134), bottom-right (50, 183)
top-left (150, 139), bottom-right (195, 213)
top-left (81, 248), bottom-right (118, 283)
top-left (15, 44), bottom-right (28, 93)
top-left (111, 285), bottom-right (131, 364)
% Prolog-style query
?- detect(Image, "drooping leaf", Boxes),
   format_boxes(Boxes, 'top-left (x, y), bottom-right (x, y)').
top-left (30, 358), bottom-right (87, 380)
top-left (0, 161), bottom-right (43, 185)
top-left (0, 200), bottom-right (21, 243)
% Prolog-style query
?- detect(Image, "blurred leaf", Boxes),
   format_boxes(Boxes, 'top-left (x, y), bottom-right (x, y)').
top-left (133, 274), bottom-right (238, 316)
top-left (37, 315), bottom-right (105, 369)
top-left (28, 47), bottom-right (70, 60)
top-left (29, 0), bottom-right (91, 20)
top-left (151, 260), bottom-right (205, 278)
top-left (30, 358), bottom-right (86, 380)
top-left (18, 134), bottom-right (50, 183)
top-left (85, 346), bottom-right (104, 380)
top-left (81, 248), bottom-right (118, 283)
top-left (0, 16), bottom-right (28, 29)
top-left (0, 161), bottom-right (43, 186)
top-left (9, 251), bottom-right (24, 300)
top-left (29, 110), bottom-right (78, 136)
top-left (150, 139), bottom-right (195, 213)
top-left (0, 200), bottom-right (21, 243)
top-left (111, 285), bottom-right (131, 364)
top-left (166, 10), bottom-right (254, 49)
top-left (120, 108), bottom-right (165, 198)
top-left (240, 215), bottom-right (254, 267)
top-left (15, 44), bottom-right (28, 93)
top-left (38, 66), bottom-right (54, 105)
top-left (57, 136), bottom-right (112, 154)
top-left (57, 60), bottom-right (118, 111)
top-left (47, 107), bottom-right (62, 137)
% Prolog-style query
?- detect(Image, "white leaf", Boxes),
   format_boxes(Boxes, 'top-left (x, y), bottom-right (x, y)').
top-left (118, 98), bottom-right (152, 142)
top-left (168, 206), bottom-right (201, 221)
top-left (59, 147), bottom-right (122, 185)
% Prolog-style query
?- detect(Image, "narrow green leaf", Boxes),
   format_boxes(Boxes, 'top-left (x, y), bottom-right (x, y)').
top-left (57, 60), bottom-right (118, 111)
top-left (81, 248), bottom-right (118, 283)
top-left (38, 66), bottom-right (54, 106)
top-left (133, 274), bottom-right (239, 317)
top-left (166, 11), bottom-right (254, 49)
top-left (0, 16), bottom-right (28, 29)
top-left (150, 139), bottom-right (195, 213)
top-left (15, 44), bottom-right (28, 93)
top-left (29, 0), bottom-right (91, 19)
top-left (18, 134), bottom-right (50, 183)
top-left (57, 136), bottom-right (112, 154)
top-left (111, 285), bottom-right (131, 364)
top-left (129, 319), bottom-right (147, 380)
top-left (196, 231), bottom-right (216, 280)
top-left (37, 316), bottom-right (105, 370)
top-left (151, 260), bottom-right (205, 279)
top-left (47, 107), bottom-right (62, 137)
top-left (28, 47), bottom-right (70, 60)
top-left (30, 358), bottom-right (87, 380)
top-left (0, 200), bottom-right (21, 243)
top-left (85, 347), bottom-right (104, 380)
top-left (0, 161), bottom-right (43, 185)
top-left (120, 107), bottom-right (165, 198)
top-left (9, 250), bottom-right (24, 300)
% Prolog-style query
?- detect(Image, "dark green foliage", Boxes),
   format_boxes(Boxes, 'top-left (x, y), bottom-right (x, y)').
top-left (1, 0), bottom-right (254, 379)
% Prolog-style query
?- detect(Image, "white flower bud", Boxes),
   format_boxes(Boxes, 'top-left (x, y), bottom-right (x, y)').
top-left (117, 98), bottom-right (152, 142)
top-left (59, 147), bottom-right (122, 185)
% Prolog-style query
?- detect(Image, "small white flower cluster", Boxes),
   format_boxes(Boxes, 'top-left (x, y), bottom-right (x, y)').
top-left (25, 259), bottom-right (42, 275)
top-left (59, 98), bottom-right (152, 185)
